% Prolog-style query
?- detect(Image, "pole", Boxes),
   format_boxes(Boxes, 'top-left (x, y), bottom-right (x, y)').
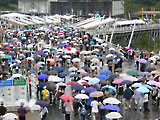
top-left (142, 8), bottom-right (143, 20)
top-left (151, 7), bottom-right (152, 23)
top-left (8, 40), bottom-right (10, 55)
top-left (154, 8), bottom-right (155, 24)
top-left (0, 25), bottom-right (4, 46)
top-left (128, 23), bottom-right (136, 48)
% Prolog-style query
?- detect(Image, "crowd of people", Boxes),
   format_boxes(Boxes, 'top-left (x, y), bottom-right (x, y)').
top-left (0, 19), bottom-right (160, 120)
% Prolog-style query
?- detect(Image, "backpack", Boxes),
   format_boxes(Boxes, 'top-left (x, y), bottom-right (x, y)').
top-left (80, 102), bottom-right (87, 115)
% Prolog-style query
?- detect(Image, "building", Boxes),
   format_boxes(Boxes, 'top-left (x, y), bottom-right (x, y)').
top-left (18, 0), bottom-right (124, 16)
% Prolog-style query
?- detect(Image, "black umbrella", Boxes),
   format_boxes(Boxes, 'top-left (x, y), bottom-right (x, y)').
top-left (145, 67), bottom-right (156, 72)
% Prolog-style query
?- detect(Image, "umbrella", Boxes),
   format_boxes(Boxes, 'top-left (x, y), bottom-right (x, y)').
top-left (38, 74), bottom-right (48, 80)
top-left (90, 91), bottom-right (103, 97)
top-left (55, 82), bottom-right (66, 87)
top-left (151, 71), bottom-right (160, 74)
top-left (155, 82), bottom-right (160, 88)
top-left (84, 87), bottom-right (97, 93)
top-left (68, 67), bottom-right (78, 72)
top-left (104, 104), bottom-right (121, 111)
top-left (115, 68), bottom-right (123, 73)
top-left (112, 79), bottom-right (123, 84)
top-left (0, 71), bottom-right (8, 75)
top-left (109, 48), bottom-right (115, 51)
top-left (59, 72), bottom-right (68, 78)
top-left (75, 94), bottom-right (89, 99)
top-left (126, 70), bottom-right (138, 76)
top-left (103, 97), bottom-right (121, 105)
top-left (138, 59), bottom-right (147, 64)
top-left (36, 101), bottom-right (49, 107)
top-left (99, 80), bottom-right (110, 85)
top-left (59, 94), bottom-right (74, 101)
top-left (28, 70), bottom-right (37, 75)
top-left (72, 58), bottom-right (81, 63)
top-left (137, 87), bottom-right (149, 93)
top-left (124, 76), bottom-right (138, 81)
top-left (102, 85), bottom-right (116, 91)
top-left (70, 74), bottom-right (79, 78)
top-left (91, 58), bottom-right (100, 63)
top-left (71, 84), bottom-right (84, 90)
top-left (145, 67), bottom-right (156, 72)
top-left (46, 81), bottom-right (56, 91)
top-left (106, 112), bottom-right (122, 119)
top-left (97, 75), bottom-right (108, 81)
top-left (138, 72), bottom-right (152, 76)
top-left (142, 84), bottom-right (153, 90)
top-left (147, 80), bottom-right (157, 85)
top-left (41, 70), bottom-right (49, 75)
top-left (26, 57), bottom-right (34, 61)
top-left (53, 66), bottom-right (64, 72)
top-left (88, 77), bottom-right (100, 85)
top-left (77, 69), bottom-right (87, 74)
top-left (121, 80), bottom-right (133, 85)
top-left (48, 75), bottom-right (62, 82)
top-left (3, 113), bottom-right (18, 119)
top-left (12, 73), bottom-right (22, 78)
top-left (67, 81), bottom-right (78, 85)
top-left (108, 74), bottom-right (119, 80)
top-left (83, 76), bottom-right (92, 81)
top-left (0, 98), bottom-right (5, 104)
top-left (49, 70), bottom-right (58, 75)
top-left (132, 83), bottom-right (142, 88)
top-left (101, 70), bottom-right (112, 75)
top-left (11, 64), bottom-right (21, 68)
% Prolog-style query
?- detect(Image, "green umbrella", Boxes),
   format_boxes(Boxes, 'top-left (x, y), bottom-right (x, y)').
top-left (126, 70), bottom-right (138, 77)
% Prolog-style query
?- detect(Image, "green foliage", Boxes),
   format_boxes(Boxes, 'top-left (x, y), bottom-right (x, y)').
top-left (0, 0), bottom-right (18, 11)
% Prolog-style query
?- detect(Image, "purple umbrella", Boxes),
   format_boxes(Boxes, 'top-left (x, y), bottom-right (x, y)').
top-left (71, 84), bottom-right (84, 90)
top-left (36, 101), bottom-right (49, 107)
top-left (104, 104), bottom-right (121, 111)
top-left (84, 87), bottom-right (97, 93)
top-left (138, 59), bottom-right (147, 64)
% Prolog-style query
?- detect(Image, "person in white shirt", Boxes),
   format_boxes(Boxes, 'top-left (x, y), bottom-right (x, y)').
top-left (40, 106), bottom-right (48, 120)
top-left (91, 98), bottom-right (99, 120)
top-left (143, 93), bottom-right (149, 112)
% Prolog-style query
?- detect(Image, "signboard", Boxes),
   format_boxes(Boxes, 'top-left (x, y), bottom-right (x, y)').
top-left (0, 80), bottom-right (12, 87)
top-left (13, 77), bottom-right (26, 86)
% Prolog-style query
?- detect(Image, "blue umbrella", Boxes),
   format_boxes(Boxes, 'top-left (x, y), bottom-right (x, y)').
top-left (121, 80), bottom-right (133, 85)
top-left (108, 74), bottom-right (119, 80)
top-left (9, 60), bottom-right (17, 63)
top-left (36, 101), bottom-right (49, 107)
top-left (137, 87), bottom-right (149, 93)
top-left (38, 52), bottom-right (47, 56)
top-left (28, 51), bottom-right (35, 54)
top-left (5, 55), bottom-right (12, 59)
top-left (71, 84), bottom-right (84, 90)
top-left (57, 44), bottom-right (63, 48)
top-left (132, 83), bottom-right (142, 88)
top-left (84, 87), bottom-right (97, 93)
top-left (140, 49), bottom-right (145, 52)
top-left (142, 84), bottom-right (153, 90)
top-left (53, 66), bottom-right (64, 72)
top-left (70, 74), bottom-right (79, 78)
top-left (59, 72), bottom-right (68, 78)
top-left (50, 48), bottom-right (57, 51)
top-left (101, 70), bottom-right (112, 75)
top-left (38, 74), bottom-right (48, 80)
top-left (138, 72), bottom-right (152, 76)
top-left (102, 85), bottom-right (116, 91)
top-left (104, 104), bottom-right (121, 111)
top-left (97, 75), bottom-right (108, 81)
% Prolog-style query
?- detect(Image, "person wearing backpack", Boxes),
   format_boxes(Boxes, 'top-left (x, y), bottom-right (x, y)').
top-left (80, 100), bottom-right (87, 120)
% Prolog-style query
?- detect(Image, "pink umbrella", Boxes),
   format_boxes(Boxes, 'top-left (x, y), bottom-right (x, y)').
top-left (112, 79), bottom-right (123, 84)
top-left (147, 80), bottom-right (157, 85)
top-left (59, 94), bottom-right (74, 101)
top-left (128, 49), bottom-right (134, 52)
top-left (77, 69), bottom-right (87, 74)
top-left (155, 82), bottom-right (160, 88)
top-left (124, 76), bottom-right (138, 81)
top-left (125, 46), bottom-right (130, 49)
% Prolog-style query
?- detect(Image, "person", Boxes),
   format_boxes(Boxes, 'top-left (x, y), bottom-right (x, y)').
top-left (134, 88), bottom-right (142, 111)
top-left (124, 85), bottom-right (133, 109)
top-left (143, 92), bottom-right (150, 112)
top-left (17, 102), bottom-right (27, 120)
top-left (42, 86), bottom-right (49, 101)
top-left (90, 98), bottom-right (99, 120)
top-left (40, 106), bottom-right (48, 120)
top-left (0, 101), bottom-right (7, 119)
top-left (79, 100), bottom-right (87, 120)
top-left (157, 88), bottom-right (160, 106)
top-left (63, 100), bottom-right (74, 120)
top-left (54, 87), bottom-right (64, 108)
top-left (98, 98), bottom-right (106, 120)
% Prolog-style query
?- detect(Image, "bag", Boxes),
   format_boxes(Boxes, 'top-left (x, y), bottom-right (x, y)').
top-left (62, 107), bottom-right (66, 114)
top-left (80, 106), bottom-right (87, 115)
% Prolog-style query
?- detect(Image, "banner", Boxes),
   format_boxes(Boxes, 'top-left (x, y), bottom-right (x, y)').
top-left (0, 80), bottom-right (12, 87)
top-left (13, 77), bottom-right (26, 86)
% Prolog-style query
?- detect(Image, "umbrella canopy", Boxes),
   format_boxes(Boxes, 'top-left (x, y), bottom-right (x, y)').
top-left (132, 83), bottom-right (142, 88)
top-left (67, 81), bottom-right (78, 85)
top-left (71, 84), bottom-right (84, 90)
top-left (124, 76), bottom-right (138, 81)
top-left (142, 84), bottom-right (153, 90)
top-left (68, 67), bottom-right (78, 72)
top-left (101, 70), bottom-right (112, 75)
top-left (59, 94), bottom-right (74, 101)
top-left (77, 69), bottom-right (87, 74)
top-left (70, 74), bottom-right (79, 78)
top-left (53, 66), bottom-right (64, 72)
top-left (112, 79), bottom-right (123, 84)
top-left (72, 58), bottom-right (81, 63)
top-left (38, 74), bottom-right (48, 79)
top-left (104, 104), bottom-right (121, 111)
top-left (151, 71), bottom-right (160, 75)
top-left (90, 91), bottom-right (103, 97)
top-left (137, 87), bottom-right (149, 93)
top-left (75, 94), bottom-right (89, 99)
top-left (102, 85), bottom-right (116, 91)
top-left (121, 80), bottom-right (133, 85)
top-left (91, 58), bottom-right (100, 63)
top-left (155, 82), bottom-right (160, 88)
top-left (36, 101), bottom-right (49, 107)
top-left (88, 77), bottom-right (100, 85)
top-left (16, 99), bottom-right (29, 107)
top-left (138, 59), bottom-right (147, 64)
top-left (3, 113), bottom-right (18, 119)
top-left (106, 112), bottom-right (122, 119)
top-left (83, 76), bottom-right (92, 81)
top-left (103, 97), bottom-right (121, 105)
top-left (48, 75), bottom-right (62, 82)
top-left (126, 70), bottom-right (138, 76)
top-left (59, 72), bottom-right (68, 78)
top-left (97, 75), bottom-right (108, 81)
top-left (145, 67), bottom-right (156, 72)
top-left (147, 80), bottom-right (157, 85)
top-left (108, 74), bottom-right (119, 80)
top-left (84, 87), bottom-right (97, 93)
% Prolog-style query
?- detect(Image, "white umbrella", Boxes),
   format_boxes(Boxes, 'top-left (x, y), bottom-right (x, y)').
top-left (109, 48), bottom-right (115, 51)
top-left (55, 82), bottom-right (66, 87)
top-left (26, 57), bottom-right (34, 61)
top-left (0, 98), bottom-right (5, 104)
top-left (68, 67), bottom-right (78, 72)
top-left (75, 94), bottom-right (89, 99)
top-left (106, 112), bottom-right (122, 119)
top-left (72, 58), bottom-right (81, 63)
top-left (106, 54), bottom-right (114, 58)
top-left (3, 113), bottom-right (18, 119)
top-left (80, 51), bottom-right (87, 54)
top-left (29, 99), bottom-right (41, 111)
top-left (16, 99), bottom-right (29, 107)
top-left (147, 80), bottom-right (157, 85)
top-left (83, 76), bottom-right (92, 81)
top-left (91, 58), bottom-right (100, 63)
top-left (103, 97), bottom-right (121, 105)
top-left (37, 62), bottom-right (45, 65)
top-left (88, 77), bottom-right (100, 85)
top-left (12, 73), bottom-right (22, 78)
top-left (77, 80), bottom-right (87, 85)
top-left (48, 75), bottom-right (63, 82)
top-left (63, 55), bottom-right (71, 59)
